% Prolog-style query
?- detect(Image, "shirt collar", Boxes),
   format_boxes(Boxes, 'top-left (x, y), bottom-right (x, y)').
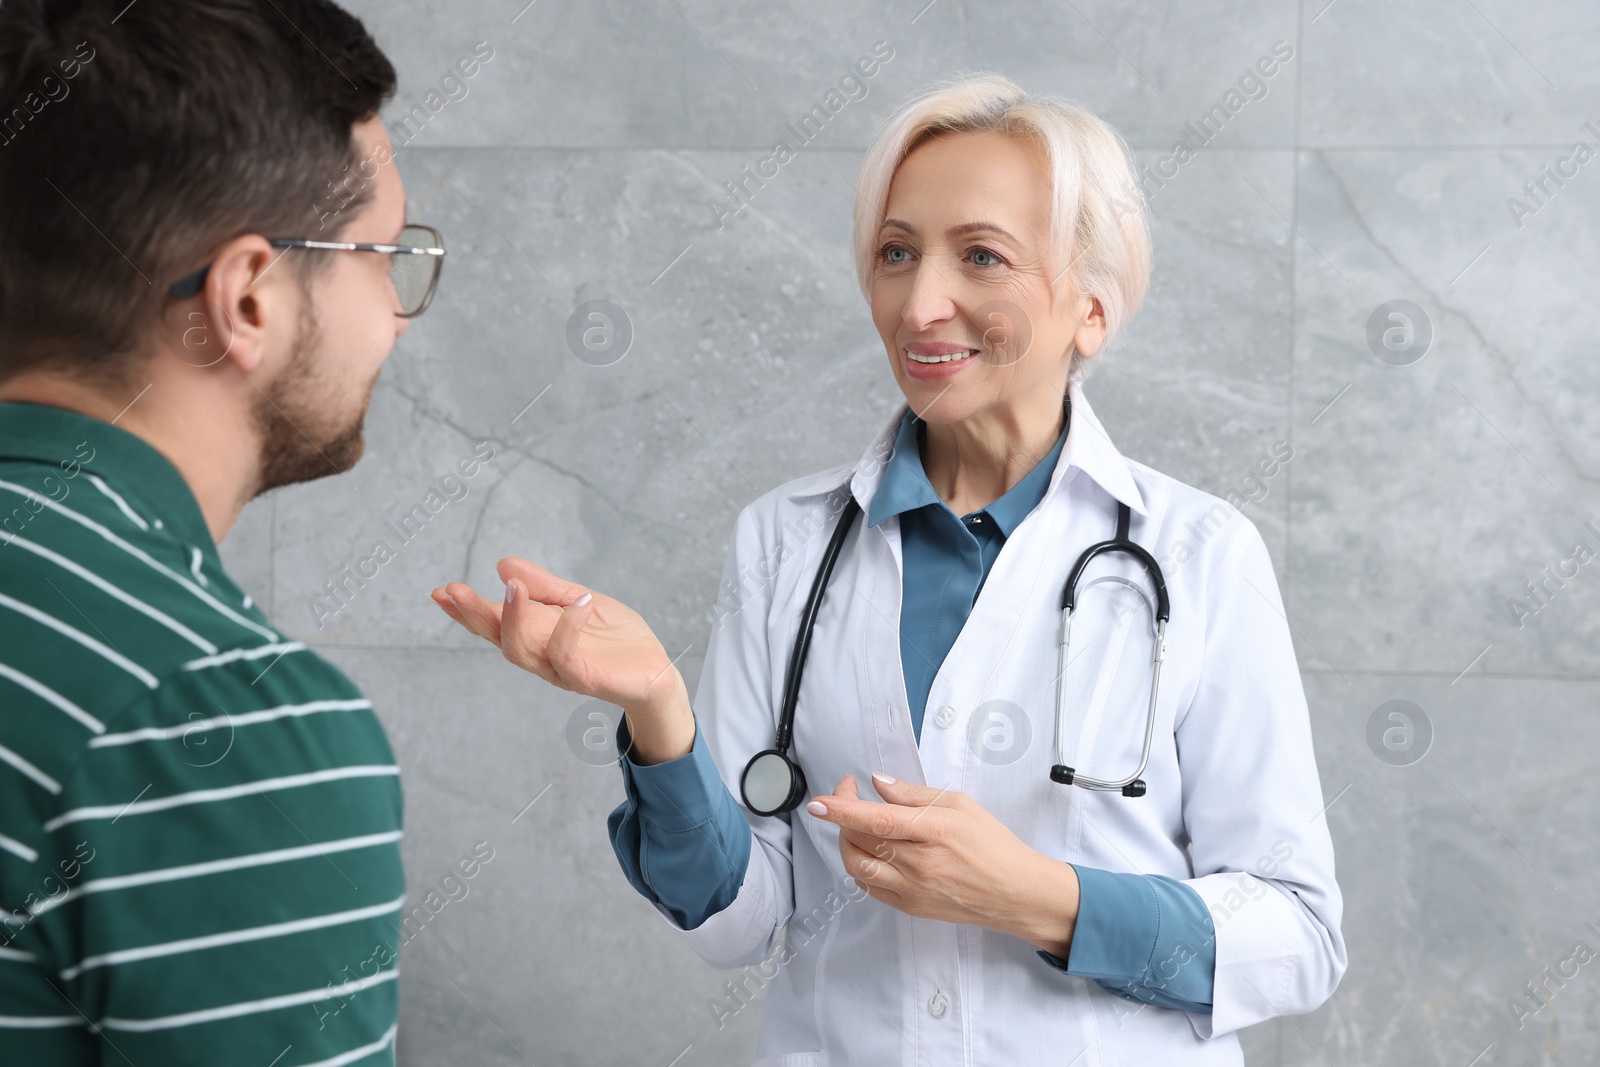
top-left (865, 397), bottom-right (1069, 536)
top-left (808, 378), bottom-right (1148, 520)
top-left (0, 401), bottom-right (217, 555)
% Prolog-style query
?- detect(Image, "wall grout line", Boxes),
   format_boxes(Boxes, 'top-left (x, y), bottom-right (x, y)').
top-left (1285, 0), bottom-right (1306, 633)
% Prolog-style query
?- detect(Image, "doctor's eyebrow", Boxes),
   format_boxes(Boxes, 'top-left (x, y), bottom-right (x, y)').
top-left (880, 219), bottom-right (1023, 245)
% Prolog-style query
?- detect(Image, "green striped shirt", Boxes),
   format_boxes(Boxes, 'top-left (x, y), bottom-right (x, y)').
top-left (0, 402), bottom-right (405, 1066)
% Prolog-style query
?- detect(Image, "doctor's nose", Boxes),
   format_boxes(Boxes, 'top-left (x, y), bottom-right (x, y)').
top-left (900, 262), bottom-right (960, 334)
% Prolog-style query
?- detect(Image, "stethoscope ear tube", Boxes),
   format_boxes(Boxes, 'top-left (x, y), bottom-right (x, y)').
top-left (1051, 502), bottom-right (1168, 797)
top-left (1060, 503), bottom-right (1170, 622)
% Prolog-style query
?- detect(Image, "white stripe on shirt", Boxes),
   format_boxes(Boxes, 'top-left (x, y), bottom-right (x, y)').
top-left (60, 894), bottom-right (406, 980)
top-left (188, 547), bottom-right (208, 587)
top-left (90, 698), bottom-right (371, 748)
top-left (0, 946), bottom-right (38, 963)
top-left (0, 479), bottom-right (278, 642)
top-left (0, 741), bottom-right (61, 794)
top-left (0, 590), bottom-right (159, 689)
top-left (28, 830), bottom-right (404, 919)
top-left (0, 831), bottom-right (38, 864)
top-left (2, 534), bottom-right (216, 653)
top-left (300, 1024), bottom-right (398, 1067)
top-left (99, 966), bottom-right (398, 1033)
top-left (0, 1014), bottom-right (83, 1029)
top-left (43, 765), bottom-right (399, 830)
top-left (86, 473), bottom-right (148, 531)
top-left (0, 662), bottom-right (105, 734)
top-left (181, 641), bottom-right (307, 672)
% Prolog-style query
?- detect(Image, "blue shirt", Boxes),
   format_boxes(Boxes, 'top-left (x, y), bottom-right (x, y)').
top-left (866, 403), bottom-right (1068, 740)
top-left (606, 399), bottom-right (1216, 1012)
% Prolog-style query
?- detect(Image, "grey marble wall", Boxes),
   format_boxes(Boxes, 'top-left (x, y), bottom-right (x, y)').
top-left (218, 2), bottom-right (1600, 1064)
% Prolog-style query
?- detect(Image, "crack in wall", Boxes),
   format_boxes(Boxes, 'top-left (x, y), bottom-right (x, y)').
top-left (1314, 150), bottom-right (1598, 488)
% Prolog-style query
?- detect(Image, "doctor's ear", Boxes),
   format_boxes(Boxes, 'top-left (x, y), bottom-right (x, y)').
top-left (1069, 303), bottom-right (1107, 363)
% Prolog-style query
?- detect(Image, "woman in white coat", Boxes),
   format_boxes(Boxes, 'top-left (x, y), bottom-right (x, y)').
top-left (433, 73), bottom-right (1346, 1065)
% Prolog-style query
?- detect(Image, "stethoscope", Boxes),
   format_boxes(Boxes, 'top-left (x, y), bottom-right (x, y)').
top-left (740, 421), bottom-right (1171, 817)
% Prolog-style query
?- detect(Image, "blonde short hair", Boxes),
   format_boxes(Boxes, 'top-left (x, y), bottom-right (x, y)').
top-left (851, 73), bottom-right (1152, 384)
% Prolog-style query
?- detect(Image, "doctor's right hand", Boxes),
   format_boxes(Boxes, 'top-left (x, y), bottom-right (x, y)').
top-left (429, 558), bottom-right (693, 760)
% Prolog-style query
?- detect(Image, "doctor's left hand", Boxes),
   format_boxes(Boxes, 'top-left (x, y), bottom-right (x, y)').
top-left (808, 773), bottom-right (1081, 959)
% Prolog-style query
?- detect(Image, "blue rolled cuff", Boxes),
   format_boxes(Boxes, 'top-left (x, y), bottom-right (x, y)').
top-left (1035, 863), bottom-right (1215, 1013)
top-left (604, 710), bottom-right (751, 930)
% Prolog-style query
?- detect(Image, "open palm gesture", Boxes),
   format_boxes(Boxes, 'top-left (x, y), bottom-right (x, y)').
top-left (431, 557), bottom-right (679, 712)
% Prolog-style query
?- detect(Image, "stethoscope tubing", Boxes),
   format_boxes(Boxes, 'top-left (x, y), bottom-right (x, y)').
top-left (1046, 498), bottom-right (1169, 795)
top-left (744, 421), bottom-right (1171, 811)
top-left (776, 494), bottom-right (862, 753)
top-left (1052, 608), bottom-right (1166, 791)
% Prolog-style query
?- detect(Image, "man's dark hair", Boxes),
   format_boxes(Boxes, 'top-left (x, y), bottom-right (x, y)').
top-left (0, 0), bottom-right (397, 383)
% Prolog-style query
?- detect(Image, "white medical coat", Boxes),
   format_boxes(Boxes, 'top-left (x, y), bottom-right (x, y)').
top-left (647, 381), bottom-right (1346, 1065)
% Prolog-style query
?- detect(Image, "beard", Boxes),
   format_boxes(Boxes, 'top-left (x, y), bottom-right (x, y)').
top-left (251, 295), bottom-right (378, 497)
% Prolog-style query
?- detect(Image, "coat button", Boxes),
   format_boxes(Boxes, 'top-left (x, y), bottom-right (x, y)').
top-left (933, 705), bottom-right (956, 728)
top-left (928, 988), bottom-right (948, 1018)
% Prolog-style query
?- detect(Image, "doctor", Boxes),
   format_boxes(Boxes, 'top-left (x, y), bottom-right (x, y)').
top-left (433, 74), bottom-right (1345, 1064)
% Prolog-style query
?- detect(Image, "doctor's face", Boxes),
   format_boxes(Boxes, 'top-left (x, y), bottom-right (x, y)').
top-left (869, 128), bottom-right (1105, 423)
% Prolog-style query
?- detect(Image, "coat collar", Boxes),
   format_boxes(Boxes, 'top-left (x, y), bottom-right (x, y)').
top-left (785, 379), bottom-right (1149, 520)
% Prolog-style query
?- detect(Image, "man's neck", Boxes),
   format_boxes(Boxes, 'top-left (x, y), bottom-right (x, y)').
top-left (0, 373), bottom-right (257, 544)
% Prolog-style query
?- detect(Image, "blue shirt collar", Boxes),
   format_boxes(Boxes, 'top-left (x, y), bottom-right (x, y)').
top-left (866, 398), bottom-right (1070, 536)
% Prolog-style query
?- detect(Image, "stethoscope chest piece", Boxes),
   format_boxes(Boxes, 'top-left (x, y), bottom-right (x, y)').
top-left (741, 749), bottom-right (809, 816)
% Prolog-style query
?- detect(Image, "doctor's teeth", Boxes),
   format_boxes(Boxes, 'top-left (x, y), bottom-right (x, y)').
top-left (907, 349), bottom-right (978, 363)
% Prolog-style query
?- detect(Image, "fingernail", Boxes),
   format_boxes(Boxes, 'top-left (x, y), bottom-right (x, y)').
top-left (806, 800), bottom-right (828, 817)
top-left (504, 580), bottom-right (518, 604)
top-left (442, 593), bottom-right (459, 608)
top-left (574, 592), bottom-right (592, 607)
top-left (871, 772), bottom-right (895, 787)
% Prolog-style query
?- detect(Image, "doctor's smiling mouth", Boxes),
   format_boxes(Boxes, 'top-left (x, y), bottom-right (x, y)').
top-left (432, 70), bottom-right (1342, 1063)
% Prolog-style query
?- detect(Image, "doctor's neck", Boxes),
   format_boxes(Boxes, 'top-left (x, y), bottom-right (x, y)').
top-left (916, 389), bottom-right (1068, 518)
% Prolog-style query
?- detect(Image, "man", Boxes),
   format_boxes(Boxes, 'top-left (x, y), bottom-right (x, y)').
top-left (0, 2), bottom-right (433, 1062)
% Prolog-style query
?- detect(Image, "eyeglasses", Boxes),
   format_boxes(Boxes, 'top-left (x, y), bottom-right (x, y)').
top-left (168, 223), bottom-right (447, 317)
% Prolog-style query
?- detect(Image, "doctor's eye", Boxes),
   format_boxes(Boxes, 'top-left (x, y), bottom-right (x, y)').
top-left (876, 241), bottom-right (912, 265)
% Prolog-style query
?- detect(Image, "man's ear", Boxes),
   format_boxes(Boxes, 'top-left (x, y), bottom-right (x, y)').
top-left (163, 234), bottom-right (297, 377)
